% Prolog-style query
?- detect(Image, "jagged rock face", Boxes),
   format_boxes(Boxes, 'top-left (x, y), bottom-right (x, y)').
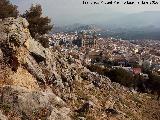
top-left (0, 16), bottom-right (85, 90)
top-left (0, 17), bottom-right (84, 87)
top-left (0, 17), bottom-right (89, 119)
top-left (0, 17), bottom-right (43, 89)
top-left (0, 17), bottom-right (48, 83)
top-left (0, 17), bottom-right (72, 119)
top-left (0, 49), bottom-right (3, 62)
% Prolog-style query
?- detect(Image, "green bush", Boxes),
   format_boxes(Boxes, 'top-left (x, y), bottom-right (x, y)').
top-left (107, 68), bottom-right (134, 87)
top-left (147, 72), bottom-right (160, 100)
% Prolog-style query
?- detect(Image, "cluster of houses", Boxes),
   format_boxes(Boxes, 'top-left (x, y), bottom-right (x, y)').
top-left (49, 32), bottom-right (160, 79)
top-left (49, 31), bottom-right (97, 48)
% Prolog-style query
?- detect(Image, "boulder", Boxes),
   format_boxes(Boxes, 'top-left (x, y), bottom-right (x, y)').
top-left (0, 85), bottom-right (71, 120)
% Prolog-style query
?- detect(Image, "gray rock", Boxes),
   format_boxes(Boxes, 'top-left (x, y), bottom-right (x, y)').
top-left (24, 54), bottom-right (46, 83)
top-left (25, 37), bottom-right (46, 59)
top-left (0, 49), bottom-right (3, 61)
top-left (48, 107), bottom-right (71, 120)
top-left (21, 18), bottom-right (29, 28)
top-left (0, 110), bottom-right (8, 120)
top-left (78, 117), bottom-right (86, 120)
top-left (1, 85), bottom-right (71, 120)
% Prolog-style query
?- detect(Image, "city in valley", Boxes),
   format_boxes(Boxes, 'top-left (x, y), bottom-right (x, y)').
top-left (47, 29), bottom-right (160, 97)
top-left (49, 30), bottom-right (160, 75)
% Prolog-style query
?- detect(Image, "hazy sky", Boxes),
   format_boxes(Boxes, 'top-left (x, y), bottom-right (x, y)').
top-left (11, 0), bottom-right (160, 25)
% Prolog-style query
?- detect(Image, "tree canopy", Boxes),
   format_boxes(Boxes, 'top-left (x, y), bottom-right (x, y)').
top-left (22, 4), bottom-right (53, 38)
top-left (0, 0), bottom-right (19, 19)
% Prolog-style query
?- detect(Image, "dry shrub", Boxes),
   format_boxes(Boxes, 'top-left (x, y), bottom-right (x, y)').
top-left (0, 63), bottom-right (13, 86)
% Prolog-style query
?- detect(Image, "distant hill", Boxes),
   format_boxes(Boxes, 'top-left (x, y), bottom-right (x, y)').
top-left (102, 11), bottom-right (160, 40)
top-left (53, 24), bottom-right (103, 33)
top-left (107, 11), bottom-right (160, 29)
top-left (62, 11), bottom-right (160, 29)
top-left (53, 11), bottom-right (160, 40)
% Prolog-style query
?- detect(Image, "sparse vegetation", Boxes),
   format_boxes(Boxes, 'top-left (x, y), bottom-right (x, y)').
top-left (87, 64), bottom-right (135, 88)
top-left (0, 103), bottom-right (11, 114)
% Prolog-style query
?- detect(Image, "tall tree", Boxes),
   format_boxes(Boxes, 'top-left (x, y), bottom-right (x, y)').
top-left (0, 0), bottom-right (19, 19)
top-left (22, 4), bottom-right (53, 38)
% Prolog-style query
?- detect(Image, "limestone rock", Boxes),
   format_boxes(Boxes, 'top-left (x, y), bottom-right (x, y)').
top-left (0, 110), bottom-right (8, 120)
top-left (9, 67), bottom-right (39, 91)
top-left (48, 107), bottom-right (71, 120)
top-left (0, 49), bottom-right (3, 62)
top-left (0, 85), bottom-right (71, 120)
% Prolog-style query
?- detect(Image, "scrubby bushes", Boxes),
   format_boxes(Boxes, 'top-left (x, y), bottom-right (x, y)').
top-left (107, 68), bottom-right (134, 88)
top-left (147, 71), bottom-right (160, 100)
top-left (36, 35), bottom-right (50, 48)
top-left (87, 64), bottom-right (134, 87)
top-left (87, 63), bottom-right (160, 99)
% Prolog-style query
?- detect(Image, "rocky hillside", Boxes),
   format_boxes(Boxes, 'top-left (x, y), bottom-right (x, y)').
top-left (0, 17), bottom-right (160, 120)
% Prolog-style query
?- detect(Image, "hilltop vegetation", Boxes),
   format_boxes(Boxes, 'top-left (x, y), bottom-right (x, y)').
top-left (0, 0), bottom-right (18, 19)
top-left (22, 4), bottom-right (53, 38)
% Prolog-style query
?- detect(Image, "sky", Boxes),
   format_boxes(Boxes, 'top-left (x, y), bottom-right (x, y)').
top-left (10, 0), bottom-right (160, 25)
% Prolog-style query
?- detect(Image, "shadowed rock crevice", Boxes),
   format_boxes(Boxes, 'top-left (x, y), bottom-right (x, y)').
top-left (30, 52), bottom-right (46, 64)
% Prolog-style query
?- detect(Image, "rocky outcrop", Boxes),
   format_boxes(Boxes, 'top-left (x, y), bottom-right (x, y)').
top-left (0, 17), bottom-right (72, 119)
top-left (0, 85), bottom-right (70, 120)
top-left (0, 17), bottom-right (83, 86)
top-left (0, 17), bottom-right (47, 84)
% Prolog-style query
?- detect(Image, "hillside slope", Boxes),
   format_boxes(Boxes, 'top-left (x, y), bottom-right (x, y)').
top-left (0, 17), bottom-right (160, 120)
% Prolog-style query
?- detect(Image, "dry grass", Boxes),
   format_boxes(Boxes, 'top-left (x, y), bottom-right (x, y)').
top-left (51, 75), bottom-right (160, 120)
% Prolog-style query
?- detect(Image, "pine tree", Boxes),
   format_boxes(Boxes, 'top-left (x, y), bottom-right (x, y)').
top-left (0, 0), bottom-right (19, 19)
top-left (22, 4), bottom-right (53, 38)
